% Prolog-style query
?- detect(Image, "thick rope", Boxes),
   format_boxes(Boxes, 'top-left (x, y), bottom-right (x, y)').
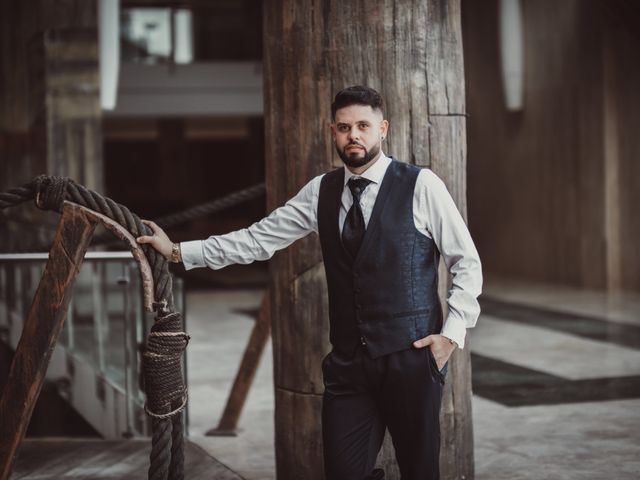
top-left (2, 181), bottom-right (266, 252)
top-left (169, 413), bottom-right (185, 480)
top-left (1, 175), bottom-right (188, 480)
top-left (149, 417), bottom-right (172, 480)
top-left (153, 182), bottom-right (265, 228)
top-left (144, 312), bottom-right (189, 417)
top-left (0, 181), bottom-right (37, 209)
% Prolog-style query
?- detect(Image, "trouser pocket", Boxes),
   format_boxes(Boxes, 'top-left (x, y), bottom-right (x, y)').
top-left (426, 347), bottom-right (447, 385)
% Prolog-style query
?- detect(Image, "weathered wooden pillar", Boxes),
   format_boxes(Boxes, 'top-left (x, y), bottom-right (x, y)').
top-left (29, 27), bottom-right (103, 193)
top-left (0, 0), bottom-right (100, 252)
top-left (264, 1), bottom-right (472, 479)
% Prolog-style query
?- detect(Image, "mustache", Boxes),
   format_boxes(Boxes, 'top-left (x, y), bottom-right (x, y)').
top-left (344, 142), bottom-right (365, 150)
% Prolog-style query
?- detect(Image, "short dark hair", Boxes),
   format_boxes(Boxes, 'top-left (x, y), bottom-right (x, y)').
top-left (331, 85), bottom-right (384, 119)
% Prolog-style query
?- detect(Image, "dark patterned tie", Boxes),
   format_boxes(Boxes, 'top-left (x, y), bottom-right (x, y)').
top-left (342, 177), bottom-right (373, 259)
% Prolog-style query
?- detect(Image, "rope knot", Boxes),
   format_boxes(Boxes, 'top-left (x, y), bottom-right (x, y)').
top-left (143, 312), bottom-right (189, 419)
top-left (34, 175), bottom-right (71, 212)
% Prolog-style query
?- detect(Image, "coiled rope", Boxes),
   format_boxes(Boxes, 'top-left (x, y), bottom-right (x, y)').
top-left (0, 175), bottom-right (189, 480)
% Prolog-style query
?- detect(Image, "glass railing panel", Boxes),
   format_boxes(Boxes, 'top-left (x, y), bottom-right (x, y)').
top-left (0, 251), bottom-right (186, 437)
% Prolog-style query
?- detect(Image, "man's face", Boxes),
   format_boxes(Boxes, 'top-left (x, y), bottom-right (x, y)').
top-left (331, 104), bottom-right (389, 169)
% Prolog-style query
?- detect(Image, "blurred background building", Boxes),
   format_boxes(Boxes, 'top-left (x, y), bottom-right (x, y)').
top-left (1, 1), bottom-right (639, 479)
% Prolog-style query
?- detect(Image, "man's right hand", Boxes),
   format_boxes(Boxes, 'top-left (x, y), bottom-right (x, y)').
top-left (136, 219), bottom-right (173, 260)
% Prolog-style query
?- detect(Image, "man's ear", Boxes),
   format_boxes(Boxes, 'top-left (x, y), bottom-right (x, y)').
top-left (329, 122), bottom-right (337, 139)
top-left (380, 119), bottom-right (389, 139)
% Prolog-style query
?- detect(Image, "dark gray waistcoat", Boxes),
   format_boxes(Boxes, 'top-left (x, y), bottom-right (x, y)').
top-left (317, 158), bottom-right (443, 358)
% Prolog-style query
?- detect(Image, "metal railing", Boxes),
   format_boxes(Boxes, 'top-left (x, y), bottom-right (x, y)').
top-left (0, 251), bottom-right (186, 439)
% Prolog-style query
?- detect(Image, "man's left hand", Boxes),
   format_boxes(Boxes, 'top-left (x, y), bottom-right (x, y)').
top-left (413, 334), bottom-right (457, 371)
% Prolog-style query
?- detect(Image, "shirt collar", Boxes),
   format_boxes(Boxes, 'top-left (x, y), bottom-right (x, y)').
top-left (343, 152), bottom-right (392, 187)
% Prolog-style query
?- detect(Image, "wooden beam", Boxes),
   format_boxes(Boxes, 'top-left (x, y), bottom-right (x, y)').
top-left (0, 199), bottom-right (157, 479)
top-left (0, 203), bottom-right (97, 480)
top-left (206, 294), bottom-right (271, 436)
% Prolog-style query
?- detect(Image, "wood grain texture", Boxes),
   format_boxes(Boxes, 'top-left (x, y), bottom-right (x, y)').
top-left (602, 9), bottom-right (640, 292)
top-left (274, 388), bottom-right (325, 480)
top-left (0, 204), bottom-right (96, 480)
top-left (264, 1), bottom-right (472, 478)
top-left (272, 261), bottom-right (330, 394)
top-left (0, 0), bottom-right (104, 251)
top-left (463, 0), bottom-right (640, 292)
top-left (0, 0), bottom-right (102, 253)
top-left (29, 28), bottom-right (103, 192)
top-left (430, 116), bottom-right (473, 479)
top-left (0, 0), bottom-right (97, 132)
top-left (9, 438), bottom-right (243, 479)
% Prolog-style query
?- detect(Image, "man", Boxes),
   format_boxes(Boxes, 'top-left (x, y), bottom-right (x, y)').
top-left (137, 85), bottom-right (482, 480)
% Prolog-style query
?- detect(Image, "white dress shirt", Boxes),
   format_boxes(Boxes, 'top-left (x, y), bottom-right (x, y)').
top-left (181, 153), bottom-right (482, 349)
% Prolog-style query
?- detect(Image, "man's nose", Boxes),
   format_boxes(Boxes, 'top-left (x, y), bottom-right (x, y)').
top-left (348, 126), bottom-right (360, 140)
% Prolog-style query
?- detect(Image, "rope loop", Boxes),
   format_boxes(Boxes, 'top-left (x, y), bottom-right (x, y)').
top-left (145, 391), bottom-right (188, 419)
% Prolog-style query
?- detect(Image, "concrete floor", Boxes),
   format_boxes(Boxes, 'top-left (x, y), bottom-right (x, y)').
top-left (185, 278), bottom-right (640, 480)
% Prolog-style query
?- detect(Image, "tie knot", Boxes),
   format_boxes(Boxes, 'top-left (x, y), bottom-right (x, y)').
top-left (347, 177), bottom-right (372, 200)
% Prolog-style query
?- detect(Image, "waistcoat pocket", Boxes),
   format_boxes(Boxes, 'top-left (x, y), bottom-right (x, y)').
top-left (392, 307), bottom-right (430, 318)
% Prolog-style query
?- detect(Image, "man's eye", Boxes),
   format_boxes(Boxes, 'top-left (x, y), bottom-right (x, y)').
top-left (338, 126), bottom-right (349, 132)
top-left (359, 124), bottom-right (369, 129)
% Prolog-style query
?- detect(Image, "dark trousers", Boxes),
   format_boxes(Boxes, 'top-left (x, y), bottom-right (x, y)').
top-left (321, 343), bottom-right (447, 480)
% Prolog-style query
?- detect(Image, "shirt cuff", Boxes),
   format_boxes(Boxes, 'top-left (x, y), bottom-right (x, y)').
top-left (180, 240), bottom-right (206, 270)
top-left (440, 316), bottom-right (468, 349)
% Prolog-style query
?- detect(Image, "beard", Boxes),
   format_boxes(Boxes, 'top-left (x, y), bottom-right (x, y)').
top-left (336, 141), bottom-right (381, 168)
